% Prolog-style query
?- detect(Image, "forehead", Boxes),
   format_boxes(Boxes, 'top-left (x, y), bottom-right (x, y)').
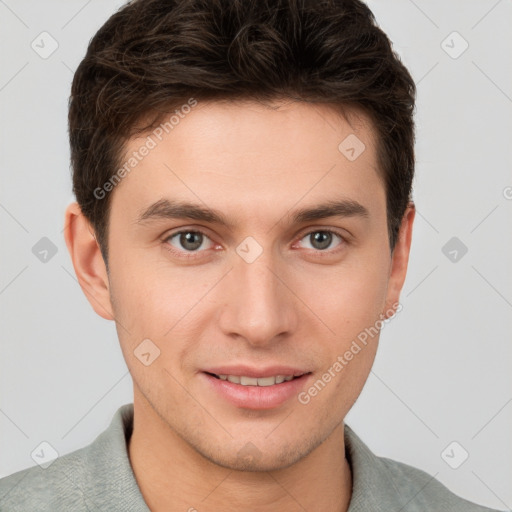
top-left (111, 99), bottom-right (383, 225)
top-left (140, 98), bottom-right (376, 163)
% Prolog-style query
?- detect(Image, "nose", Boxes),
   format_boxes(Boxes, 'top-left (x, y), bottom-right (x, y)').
top-left (217, 246), bottom-right (298, 348)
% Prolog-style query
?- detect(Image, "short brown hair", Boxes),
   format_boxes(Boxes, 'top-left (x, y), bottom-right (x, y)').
top-left (69, 0), bottom-right (416, 265)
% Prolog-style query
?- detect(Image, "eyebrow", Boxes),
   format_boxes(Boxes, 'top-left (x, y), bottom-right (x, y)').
top-left (135, 198), bottom-right (369, 229)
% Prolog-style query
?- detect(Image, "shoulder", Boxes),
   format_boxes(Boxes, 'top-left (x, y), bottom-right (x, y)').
top-left (0, 444), bottom-right (93, 511)
top-left (344, 424), bottom-right (503, 512)
top-left (0, 403), bottom-right (148, 512)
top-left (378, 455), bottom-right (500, 511)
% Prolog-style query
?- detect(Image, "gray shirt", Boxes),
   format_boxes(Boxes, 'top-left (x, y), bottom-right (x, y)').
top-left (0, 403), bottom-right (502, 511)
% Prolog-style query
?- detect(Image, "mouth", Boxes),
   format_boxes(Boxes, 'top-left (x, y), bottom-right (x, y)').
top-left (201, 370), bottom-right (313, 409)
top-left (204, 372), bottom-right (309, 386)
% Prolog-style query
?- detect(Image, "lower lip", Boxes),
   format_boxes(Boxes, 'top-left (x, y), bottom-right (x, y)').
top-left (201, 372), bottom-right (311, 410)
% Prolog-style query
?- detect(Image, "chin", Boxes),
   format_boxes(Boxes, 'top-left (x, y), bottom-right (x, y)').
top-left (198, 435), bottom-right (321, 473)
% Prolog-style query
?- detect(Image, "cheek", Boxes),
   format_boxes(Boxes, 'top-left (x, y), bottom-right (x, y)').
top-left (108, 254), bottom-right (219, 370)
top-left (295, 255), bottom-right (390, 337)
top-left (312, 256), bottom-right (390, 406)
top-left (296, 268), bottom-right (386, 416)
top-left (110, 247), bottom-right (210, 326)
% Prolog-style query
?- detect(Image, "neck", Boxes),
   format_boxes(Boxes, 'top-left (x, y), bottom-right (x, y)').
top-left (127, 393), bottom-right (352, 512)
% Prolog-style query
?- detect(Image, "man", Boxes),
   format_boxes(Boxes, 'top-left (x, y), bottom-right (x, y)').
top-left (0, 0), bottom-right (503, 510)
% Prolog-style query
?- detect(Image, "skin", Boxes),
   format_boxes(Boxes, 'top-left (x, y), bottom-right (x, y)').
top-left (64, 99), bottom-right (415, 512)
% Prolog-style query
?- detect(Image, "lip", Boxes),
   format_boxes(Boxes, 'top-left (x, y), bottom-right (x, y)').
top-left (200, 369), bottom-right (312, 410)
top-left (202, 365), bottom-right (309, 378)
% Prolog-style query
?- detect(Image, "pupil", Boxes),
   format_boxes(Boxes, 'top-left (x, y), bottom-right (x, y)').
top-left (311, 231), bottom-right (331, 250)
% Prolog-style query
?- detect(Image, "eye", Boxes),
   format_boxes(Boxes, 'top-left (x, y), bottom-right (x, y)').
top-left (163, 227), bottom-right (347, 260)
top-left (165, 230), bottom-right (214, 253)
top-left (297, 230), bottom-right (345, 251)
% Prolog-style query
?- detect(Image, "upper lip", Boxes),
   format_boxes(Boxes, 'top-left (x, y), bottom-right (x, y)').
top-left (203, 365), bottom-right (311, 378)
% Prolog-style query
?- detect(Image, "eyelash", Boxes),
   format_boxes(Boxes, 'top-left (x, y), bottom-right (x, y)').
top-left (162, 228), bottom-right (348, 260)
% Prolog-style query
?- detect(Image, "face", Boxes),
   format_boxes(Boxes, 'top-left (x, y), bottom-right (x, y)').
top-left (70, 99), bottom-right (413, 471)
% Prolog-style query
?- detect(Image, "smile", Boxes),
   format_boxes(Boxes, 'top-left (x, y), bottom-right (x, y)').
top-left (202, 371), bottom-right (312, 409)
top-left (206, 373), bottom-right (302, 386)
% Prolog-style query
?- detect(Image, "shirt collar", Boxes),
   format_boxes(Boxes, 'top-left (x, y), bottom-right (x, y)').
top-left (344, 423), bottom-right (402, 511)
top-left (82, 403), bottom-right (150, 511)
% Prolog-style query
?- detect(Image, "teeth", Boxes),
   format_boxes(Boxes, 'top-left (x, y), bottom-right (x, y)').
top-left (217, 374), bottom-right (298, 386)
top-left (240, 376), bottom-right (258, 386)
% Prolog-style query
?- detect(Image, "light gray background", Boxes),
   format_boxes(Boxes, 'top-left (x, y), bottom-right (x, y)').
top-left (1, 0), bottom-right (511, 510)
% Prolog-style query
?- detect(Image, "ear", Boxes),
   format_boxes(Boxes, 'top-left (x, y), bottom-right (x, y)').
top-left (63, 202), bottom-right (114, 321)
top-left (383, 203), bottom-right (415, 318)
